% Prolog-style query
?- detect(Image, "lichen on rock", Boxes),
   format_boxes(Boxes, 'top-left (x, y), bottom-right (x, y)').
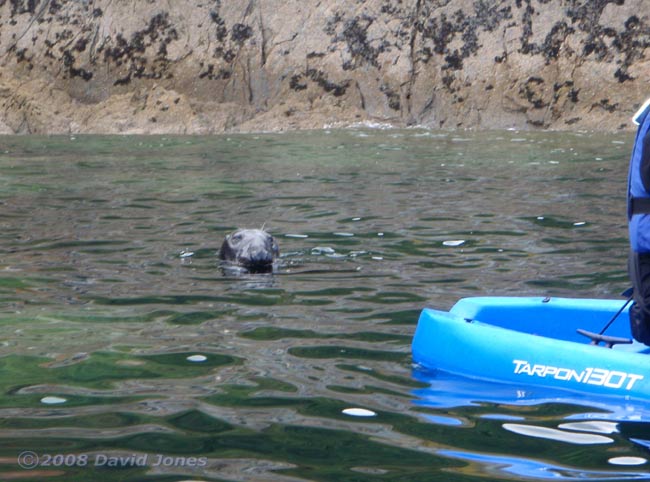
top-left (0, 0), bottom-right (648, 134)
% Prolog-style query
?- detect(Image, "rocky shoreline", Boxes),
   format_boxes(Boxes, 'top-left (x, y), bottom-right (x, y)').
top-left (1, 0), bottom-right (649, 135)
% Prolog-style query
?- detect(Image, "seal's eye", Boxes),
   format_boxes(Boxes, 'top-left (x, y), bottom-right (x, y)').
top-left (231, 233), bottom-right (243, 243)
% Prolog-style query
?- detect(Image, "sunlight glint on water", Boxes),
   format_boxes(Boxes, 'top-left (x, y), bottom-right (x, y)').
top-left (0, 130), bottom-right (646, 481)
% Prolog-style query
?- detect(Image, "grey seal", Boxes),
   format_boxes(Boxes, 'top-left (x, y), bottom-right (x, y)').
top-left (219, 229), bottom-right (279, 273)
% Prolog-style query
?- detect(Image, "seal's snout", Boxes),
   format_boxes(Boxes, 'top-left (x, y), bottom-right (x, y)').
top-left (219, 228), bottom-right (279, 273)
top-left (249, 248), bottom-right (274, 266)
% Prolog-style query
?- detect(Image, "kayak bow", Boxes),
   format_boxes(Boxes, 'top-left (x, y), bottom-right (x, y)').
top-left (412, 297), bottom-right (650, 400)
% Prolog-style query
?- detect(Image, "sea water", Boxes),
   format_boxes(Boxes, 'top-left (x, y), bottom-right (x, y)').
top-left (0, 129), bottom-right (647, 481)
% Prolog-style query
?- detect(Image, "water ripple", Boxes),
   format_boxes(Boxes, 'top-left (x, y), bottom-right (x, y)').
top-left (0, 130), bottom-right (637, 480)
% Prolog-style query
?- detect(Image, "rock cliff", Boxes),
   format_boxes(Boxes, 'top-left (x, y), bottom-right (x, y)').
top-left (0, 0), bottom-right (649, 134)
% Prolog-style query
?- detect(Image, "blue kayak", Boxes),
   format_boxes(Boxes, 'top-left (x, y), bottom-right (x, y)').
top-left (412, 297), bottom-right (650, 400)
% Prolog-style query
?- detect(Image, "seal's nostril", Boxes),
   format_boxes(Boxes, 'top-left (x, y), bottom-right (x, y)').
top-left (248, 252), bottom-right (273, 266)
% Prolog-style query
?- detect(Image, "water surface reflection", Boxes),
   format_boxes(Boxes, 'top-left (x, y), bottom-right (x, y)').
top-left (0, 129), bottom-right (643, 480)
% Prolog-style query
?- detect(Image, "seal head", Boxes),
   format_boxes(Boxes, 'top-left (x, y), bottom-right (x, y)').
top-left (219, 229), bottom-right (279, 273)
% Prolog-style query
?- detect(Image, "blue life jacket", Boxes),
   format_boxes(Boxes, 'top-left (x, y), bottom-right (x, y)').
top-left (628, 99), bottom-right (650, 253)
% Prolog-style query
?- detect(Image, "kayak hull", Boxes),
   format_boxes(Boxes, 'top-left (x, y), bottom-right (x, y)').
top-left (412, 297), bottom-right (650, 400)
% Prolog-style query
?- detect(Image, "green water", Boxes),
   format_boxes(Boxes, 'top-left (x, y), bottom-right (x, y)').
top-left (0, 129), bottom-right (647, 481)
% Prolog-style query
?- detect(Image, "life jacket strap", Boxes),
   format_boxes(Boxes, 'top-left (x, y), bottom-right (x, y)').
top-left (630, 196), bottom-right (650, 215)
